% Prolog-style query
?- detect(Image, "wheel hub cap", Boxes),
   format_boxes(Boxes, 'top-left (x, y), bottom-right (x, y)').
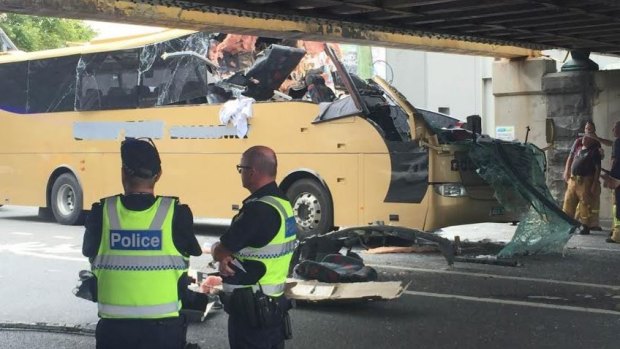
top-left (293, 192), bottom-right (322, 231)
top-left (56, 184), bottom-right (75, 216)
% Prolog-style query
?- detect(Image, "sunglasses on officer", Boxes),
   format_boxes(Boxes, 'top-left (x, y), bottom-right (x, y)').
top-left (236, 164), bottom-right (253, 173)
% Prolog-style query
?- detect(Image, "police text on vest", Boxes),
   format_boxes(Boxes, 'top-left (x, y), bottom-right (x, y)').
top-left (110, 230), bottom-right (163, 250)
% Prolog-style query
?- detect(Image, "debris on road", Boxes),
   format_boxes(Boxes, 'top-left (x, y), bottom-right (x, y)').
top-left (363, 245), bottom-right (439, 254)
top-left (286, 279), bottom-right (407, 302)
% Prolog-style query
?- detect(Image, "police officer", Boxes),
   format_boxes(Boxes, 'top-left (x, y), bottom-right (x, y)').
top-left (82, 137), bottom-right (202, 349)
top-left (211, 145), bottom-right (296, 349)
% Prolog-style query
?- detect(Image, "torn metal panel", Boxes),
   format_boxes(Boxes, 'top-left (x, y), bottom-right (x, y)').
top-left (284, 227), bottom-right (434, 301)
top-left (294, 225), bottom-right (455, 266)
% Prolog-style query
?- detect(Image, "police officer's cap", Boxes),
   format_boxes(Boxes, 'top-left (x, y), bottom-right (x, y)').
top-left (121, 137), bottom-right (161, 179)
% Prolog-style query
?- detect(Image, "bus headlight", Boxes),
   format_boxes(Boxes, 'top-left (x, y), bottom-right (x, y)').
top-left (434, 183), bottom-right (467, 197)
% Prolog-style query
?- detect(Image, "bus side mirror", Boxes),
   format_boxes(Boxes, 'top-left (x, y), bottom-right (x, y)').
top-left (466, 115), bottom-right (482, 135)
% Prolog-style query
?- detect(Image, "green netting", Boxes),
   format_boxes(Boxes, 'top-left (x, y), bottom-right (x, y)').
top-left (468, 138), bottom-right (579, 257)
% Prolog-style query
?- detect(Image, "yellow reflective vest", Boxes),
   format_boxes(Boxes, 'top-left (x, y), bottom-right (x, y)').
top-left (223, 196), bottom-right (297, 297)
top-left (92, 195), bottom-right (188, 319)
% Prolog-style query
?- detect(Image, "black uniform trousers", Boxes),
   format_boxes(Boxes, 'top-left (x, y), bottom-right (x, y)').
top-left (228, 315), bottom-right (286, 349)
top-left (96, 316), bottom-right (186, 349)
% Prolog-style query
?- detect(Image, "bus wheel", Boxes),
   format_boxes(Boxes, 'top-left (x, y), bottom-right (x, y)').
top-left (51, 173), bottom-right (85, 225)
top-left (286, 179), bottom-right (334, 240)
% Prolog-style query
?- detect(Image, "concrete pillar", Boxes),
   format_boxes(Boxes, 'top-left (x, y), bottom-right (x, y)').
top-left (542, 72), bottom-right (598, 204)
top-left (593, 71), bottom-right (620, 223)
top-left (492, 59), bottom-right (620, 224)
top-left (493, 58), bottom-right (557, 148)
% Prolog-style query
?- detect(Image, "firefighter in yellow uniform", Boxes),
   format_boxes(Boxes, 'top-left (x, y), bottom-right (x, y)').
top-left (83, 138), bottom-right (202, 349)
top-left (562, 135), bottom-right (602, 233)
top-left (601, 169), bottom-right (620, 242)
top-left (605, 121), bottom-right (620, 243)
top-left (212, 145), bottom-right (296, 349)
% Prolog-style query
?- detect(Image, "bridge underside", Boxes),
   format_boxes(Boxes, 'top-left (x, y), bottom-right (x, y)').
top-left (0, 0), bottom-right (618, 58)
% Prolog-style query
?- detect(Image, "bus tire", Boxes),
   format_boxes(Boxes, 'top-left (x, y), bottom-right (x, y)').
top-left (286, 178), bottom-right (334, 240)
top-left (51, 173), bottom-right (85, 225)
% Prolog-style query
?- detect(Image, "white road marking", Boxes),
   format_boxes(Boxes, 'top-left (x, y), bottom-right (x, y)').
top-left (52, 236), bottom-right (73, 240)
top-left (369, 264), bottom-right (620, 291)
top-left (404, 290), bottom-right (620, 316)
top-left (7, 250), bottom-right (86, 262)
top-left (570, 246), bottom-right (620, 253)
top-left (10, 232), bottom-right (32, 236)
top-left (527, 296), bottom-right (569, 301)
top-left (0, 242), bottom-right (85, 262)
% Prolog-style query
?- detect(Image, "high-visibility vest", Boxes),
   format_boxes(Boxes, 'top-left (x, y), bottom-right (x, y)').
top-left (92, 195), bottom-right (188, 319)
top-left (222, 196), bottom-right (297, 297)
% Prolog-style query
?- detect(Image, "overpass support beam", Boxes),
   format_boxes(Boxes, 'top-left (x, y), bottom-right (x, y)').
top-left (0, 0), bottom-right (539, 58)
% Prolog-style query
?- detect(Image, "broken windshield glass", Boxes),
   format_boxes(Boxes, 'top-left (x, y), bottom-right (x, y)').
top-left (14, 32), bottom-right (358, 114)
top-left (468, 137), bottom-right (579, 257)
top-left (76, 32), bottom-right (212, 111)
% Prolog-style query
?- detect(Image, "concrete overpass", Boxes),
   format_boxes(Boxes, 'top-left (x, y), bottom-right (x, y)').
top-left (0, 0), bottom-right (618, 58)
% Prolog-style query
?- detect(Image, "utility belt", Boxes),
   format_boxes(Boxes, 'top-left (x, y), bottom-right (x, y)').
top-left (221, 284), bottom-right (293, 338)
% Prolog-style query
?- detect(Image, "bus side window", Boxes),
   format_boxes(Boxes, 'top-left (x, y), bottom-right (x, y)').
top-left (206, 84), bottom-right (232, 104)
top-left (77, 50), bottom-right (140, 111)
top-left (180, 81), bottom-right (207, 105)
top-left (27, 56), bottom-right (79, 113)
top-left (104, 87), bottom-right (133, 109)
top-left (135, 85), bottom-right (157, 108)
top-left (0, 62), bottom-right (27, 114)
top-left (80, 89), bottom-right (103, 110)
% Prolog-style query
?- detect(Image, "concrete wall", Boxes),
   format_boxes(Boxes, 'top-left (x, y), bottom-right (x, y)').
top-left (386, 49), bottom-right (428, 109)
top-left (385, 49), bottom-right (620, 139)
top-left (386, 49), bottom-right (493, 121)
top-left (492, 58), bottom-right (557, 148)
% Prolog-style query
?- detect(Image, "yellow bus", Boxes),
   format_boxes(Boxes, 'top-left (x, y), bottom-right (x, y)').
top-left (0, 29), bottom-right (516, 238)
